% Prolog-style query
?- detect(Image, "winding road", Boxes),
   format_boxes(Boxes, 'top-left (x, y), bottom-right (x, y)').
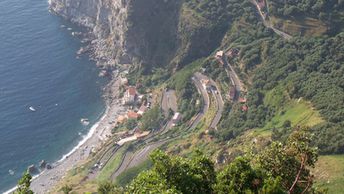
top-left (251, 0), bottom-right (292, 40)
top-left (191, 73), bottom-right (210, 129)
top-left (193, 73), bottom-right (224, 130)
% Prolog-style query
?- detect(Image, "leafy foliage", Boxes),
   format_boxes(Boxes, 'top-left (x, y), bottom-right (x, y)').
top-left (15, 172), bottom-right (33, 194)
top-left (124, 128), bottom-right (320, 194)
top-left (140, 106), bottom-right (164, 131)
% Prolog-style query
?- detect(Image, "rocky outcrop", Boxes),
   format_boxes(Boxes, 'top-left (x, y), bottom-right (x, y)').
top-left (49, 0), bottom-right (182, 69)
top-left (49, 0), bottom-right (132, 67)
top-left (49, 0), bottom-right (228, 70)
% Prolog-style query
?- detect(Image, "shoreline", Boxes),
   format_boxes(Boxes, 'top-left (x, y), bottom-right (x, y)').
top-left (5, 77), bottom-right (126, 194)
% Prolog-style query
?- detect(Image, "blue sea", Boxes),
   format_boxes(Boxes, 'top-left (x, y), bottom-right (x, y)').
top-left (0, 0), bottom-right (106, 192)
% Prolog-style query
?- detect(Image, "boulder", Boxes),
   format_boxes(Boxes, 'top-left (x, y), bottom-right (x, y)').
top-left (39, 160), bottom-right (47, 169)
top-left (27, 165), bottom-right (37, 174)
top-left (46, 163), bottom-right (52, 170)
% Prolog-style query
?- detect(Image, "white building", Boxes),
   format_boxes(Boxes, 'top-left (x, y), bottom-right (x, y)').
top-left (123, 86), bottom-right (137, 105)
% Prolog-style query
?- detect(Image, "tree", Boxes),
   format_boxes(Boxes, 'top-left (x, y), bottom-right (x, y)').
top-left (214, 157), bottom-right (263, 194)
top-left (98, 181), bottom-right (121, 194)
top-left (140, 106), bottom-right (163, 131)
top-left (125, 119), bottom-right (137, 130)
top-left (127, 150), bottom-right (215, 194)
top-left (15, 172), bottom-right (33, 194)
top-left (60, 185), bottom-right (72, 194)
top-left (256, 127), bottom-right (318, 193)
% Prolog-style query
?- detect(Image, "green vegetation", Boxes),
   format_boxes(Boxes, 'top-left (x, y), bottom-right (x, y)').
top-left (15, 172), bottom-right (33, 194)
top-left (216, 32), bottom-right (344, 154)
top-left (116, 159), bottom-right (153, 187)
top-left (97, 146), bottom-right (127, 182)
top-left (97, 128), bottom-right (322, 193)
top-left (268, 0), bottom-right (344, 35)
top-left (168, 59), bottom-right (202, 121)
top-left (270, 16), bottom-right (327, 36)
top-left (314, 155), bottom-right (344, 193)
top-left (140, 106), bottom-right (164, 131)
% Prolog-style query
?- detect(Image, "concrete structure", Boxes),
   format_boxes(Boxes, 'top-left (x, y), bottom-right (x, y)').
top-left (172, 112), bottom-right (182, 126)
top-left (123, 86), bottom-right (137, 105)
top-left (201, 79), bottom-right (212, 91)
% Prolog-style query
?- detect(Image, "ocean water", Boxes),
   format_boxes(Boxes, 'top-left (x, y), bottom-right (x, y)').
top-left (0, 0), bottom-right (106, 192)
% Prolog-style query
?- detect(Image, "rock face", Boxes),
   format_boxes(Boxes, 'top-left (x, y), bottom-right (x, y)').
top-left (49, 0), bottom-right (181, 68)
top-left (49, 0), bottom-right (228, 70)
top-left (39, 160), bottom-right (47, 169)
top-left (28, 164), bottom-right (37, 174)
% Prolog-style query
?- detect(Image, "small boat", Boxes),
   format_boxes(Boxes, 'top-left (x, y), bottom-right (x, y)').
top-left (29, 106), bottom-right (36, 112)
top-left (80, 118), bottom-right (90, 126)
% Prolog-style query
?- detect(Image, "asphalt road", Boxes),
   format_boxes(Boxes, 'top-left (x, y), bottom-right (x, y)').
top-left (251, 0), bottom-right (292, 40)
top-left (162, 90), bottom-right (178, 116)
top-left (223, 57), bottom-right (243, 101)
top-left (191, 73), bottom-right (210, 129)
top-left (209, 79), bottom-right (224, 130)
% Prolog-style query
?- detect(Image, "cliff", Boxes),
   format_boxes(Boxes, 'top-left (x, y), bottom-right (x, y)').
top-left (49, 0), bottom-right (231, 70)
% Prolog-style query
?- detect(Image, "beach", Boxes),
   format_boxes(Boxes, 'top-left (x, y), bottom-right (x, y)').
top-left (5, 76), bottom-right (126, 194)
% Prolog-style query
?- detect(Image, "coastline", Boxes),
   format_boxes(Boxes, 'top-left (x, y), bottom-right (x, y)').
top-left (5, 77), bottom-right (126, 194)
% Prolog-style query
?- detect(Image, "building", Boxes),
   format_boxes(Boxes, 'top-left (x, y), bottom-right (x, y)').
top-left (135, 131), bottom-right (150, 139)
top-left (127, 111), bottom-right (140, 120)
top-left (241, 105), bottom-right (248, 112)
top-left (137, 105), bottom-right (147, 116)
top-left (116, 115), bottom-right (127, 124)
top-left (215, 50), bottom-right (225, 65)
top-left (172, 112), bottom-right (182, 126)
top-left (239, 97), bottom-right (247, 103)
top-left (123, 86), bottom-right (137, 105)
top-left (201, 79), bottom-right (212, 91)
top-left (229, 87), bottom-right (236, 101)
top-left (121, 77), bottom-right (128, 85)
top-left (226, 48), bottom-right (239, 58)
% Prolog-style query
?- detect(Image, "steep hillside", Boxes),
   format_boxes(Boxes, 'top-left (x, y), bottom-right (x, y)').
top-left (43, 0), bottom-right (344, 193)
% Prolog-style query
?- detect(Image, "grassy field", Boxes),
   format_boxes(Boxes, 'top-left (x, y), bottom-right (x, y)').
top-left (115, 159), bottom-right (153, 186)
top-left (263, 86), bottom-right (324, 129)
top-left (313, 155), bottom-right (344, 193)
top-left (97, 145), bottom-right (129, 182)
top-left (270, 16), bottom-right (327, 37)
top-left (267, 99), bottom-right (323, 129)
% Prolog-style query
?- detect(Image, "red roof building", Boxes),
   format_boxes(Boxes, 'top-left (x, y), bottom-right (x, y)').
top-left (239, 97), bottom-right (247, 103)
top-left (123, 86), bottom-right (137, 105)
top-left (241, 105), bottom-right (248, 112)
top-left (127, 111), bottom-right (140, 119)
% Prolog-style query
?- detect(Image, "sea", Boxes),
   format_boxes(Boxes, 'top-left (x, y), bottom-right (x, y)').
top-left (0, 0), bottom-right (106, 192)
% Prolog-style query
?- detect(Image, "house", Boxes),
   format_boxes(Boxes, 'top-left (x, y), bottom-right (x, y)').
top-left (127, 111), bottom-right (140, 119)
top-left (241, 105), bottom-right (248, 112)
top-left (215, 50), bottom-right (225, 65)
top-left (172, 112), bottom-right (182, 126)
top-left (123, 86), bottom-right (137, 105)
top-left (239, 97), bottom-right (247, 103)
top-left (201, 79), bottom-right (212, 91)
top-left (226, 48), bottom-right (239, 58)
top-left (135, 131), bottom-right (150, 139)
top-left (215, 50), bottom-right (224, 58)
top-left (121, 77), bottom-right (128, 85)
top-left (116, 115), bottom-right (127, 124)
top-left (137, 105), bottom-right (147, 116)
